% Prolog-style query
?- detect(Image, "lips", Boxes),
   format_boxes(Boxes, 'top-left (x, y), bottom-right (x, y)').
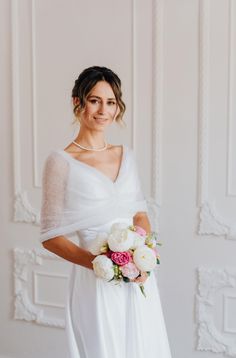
top-left (94, 117), bottom-right (107, 124)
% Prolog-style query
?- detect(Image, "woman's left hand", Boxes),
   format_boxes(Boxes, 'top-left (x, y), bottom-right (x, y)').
top-left (133, 271), bottom-right (148, 284)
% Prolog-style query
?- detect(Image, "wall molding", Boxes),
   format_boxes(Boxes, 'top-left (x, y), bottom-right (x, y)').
top-left (198, 0), bottom-right (236, 239)
top-left (198, 201), bottom-right (236, 240)
top-left (198, 0), bottom-right (210, 207)
top-left (227, 0), bottom-right (236, 197)
top-left (151, 0), bottom-right (163, 206)
top-left (11, 0), bottom-right (40, 224)
top-left (31, 0), bottom-right (40, 188)
top-left (224, 294), bottom-right (236, 334)
top-left (14, 190), bottom-right (40, 224)
top-left (196, 267), bottom-right (236, 356)
top-left (131, 0), bottom-right (137, 151)
top-left (33, 271), bottom-right (67, 308)
top-left (13, 248), bottom-right (69, 328)
top-left (11, 0), bottom-right (22, 196)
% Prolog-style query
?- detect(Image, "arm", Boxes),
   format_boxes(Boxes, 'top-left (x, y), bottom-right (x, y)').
top-left (42, 236), bottom-right (96, 270)
top-left (40, 154), bottom-right (96, 269)
top-left (133, 211), bottom-right (151, 234)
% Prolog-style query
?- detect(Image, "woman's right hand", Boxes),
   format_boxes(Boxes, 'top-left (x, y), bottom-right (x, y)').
top-left (88, 252), bottom-right (97, 270)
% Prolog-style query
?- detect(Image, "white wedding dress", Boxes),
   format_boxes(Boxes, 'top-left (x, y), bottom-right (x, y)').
top-left (40, 144), bottom-right (172, 358)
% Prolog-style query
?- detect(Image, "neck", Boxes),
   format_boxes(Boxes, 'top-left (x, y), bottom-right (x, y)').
top-left (74, 129), bottom-right (106, 148)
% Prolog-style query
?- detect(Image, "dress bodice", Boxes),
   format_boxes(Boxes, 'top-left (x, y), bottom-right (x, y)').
top-left (40, 145), bottom-right (147, 242)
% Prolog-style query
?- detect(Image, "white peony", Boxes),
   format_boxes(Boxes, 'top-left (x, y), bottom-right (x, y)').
top-left (110, 222), bottom-right (128, 232)
top-left (133, 246), bottom-right (157, 271)
top-left (92, 255), bottom-right (114, 281)
top-left (131, 233), bottom-right (146, 250)
top-left (107, 227), bottom-right (136, 252)
top-left (89, 232), bottom-right (109, 255)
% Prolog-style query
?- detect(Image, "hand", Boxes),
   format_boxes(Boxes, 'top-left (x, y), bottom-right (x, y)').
top-left (88, 252), bottom-right (97, 270)
top-left (131, 271), bottom-right (149, 284)
top-left (133, 213), bottom-right (151, 235)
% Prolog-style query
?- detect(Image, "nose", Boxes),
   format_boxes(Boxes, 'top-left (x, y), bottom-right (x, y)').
top-left (98, 101), bottom-right (106, 115)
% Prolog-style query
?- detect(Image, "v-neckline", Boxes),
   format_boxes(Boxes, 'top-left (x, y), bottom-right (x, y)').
top-left (59, 144), bottom-right (126, 184)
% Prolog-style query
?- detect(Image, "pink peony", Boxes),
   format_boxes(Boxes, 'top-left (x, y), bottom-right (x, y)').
top-left (120, 262), bottom-right (140, 280)
top-left (135, 226), bottom-right (146, 237)
top-left (111, 251), bottom-right (132, 266)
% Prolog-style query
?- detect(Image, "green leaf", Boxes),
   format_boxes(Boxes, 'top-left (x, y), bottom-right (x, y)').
top-left (139, 284), bottom-right (146, 298)
top-left (123, 277), bottom-right (130, 283)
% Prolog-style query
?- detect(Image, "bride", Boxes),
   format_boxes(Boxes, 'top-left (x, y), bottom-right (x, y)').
top-left (40, 66), bottom-right (172, 358)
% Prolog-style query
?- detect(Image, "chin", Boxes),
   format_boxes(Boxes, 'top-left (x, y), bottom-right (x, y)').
top-left (94, 122), bottom-right (111, 129)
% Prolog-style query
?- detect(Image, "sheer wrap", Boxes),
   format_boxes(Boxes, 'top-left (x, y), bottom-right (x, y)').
top-left (40, 145), bottom-right (148, 242)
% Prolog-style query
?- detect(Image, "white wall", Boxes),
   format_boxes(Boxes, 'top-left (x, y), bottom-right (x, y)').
top-left (1, 0), bottom-right (236, 357)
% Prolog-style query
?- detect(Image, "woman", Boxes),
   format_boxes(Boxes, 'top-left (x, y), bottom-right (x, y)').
top-left (40, 66), bottom-right (172, 358)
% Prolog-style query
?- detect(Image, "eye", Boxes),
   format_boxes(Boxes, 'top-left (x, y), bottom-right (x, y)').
top-left (108, 101), bottom-right (116, 106)
top-left (89, 99), bottom-right (99, 104)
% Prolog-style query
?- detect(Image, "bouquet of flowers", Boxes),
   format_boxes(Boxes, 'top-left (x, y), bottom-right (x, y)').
top-left (90, 223), bottom-right (161, 297)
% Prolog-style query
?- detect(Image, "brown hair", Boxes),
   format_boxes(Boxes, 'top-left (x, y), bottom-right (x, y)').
top-left (72, 66), bottom-right (126, 125)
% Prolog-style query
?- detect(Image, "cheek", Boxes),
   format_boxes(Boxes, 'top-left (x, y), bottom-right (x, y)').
top-left (84, 104), bottom-right (95, 116)
top-left (110, 106), bottom-right (119, 115)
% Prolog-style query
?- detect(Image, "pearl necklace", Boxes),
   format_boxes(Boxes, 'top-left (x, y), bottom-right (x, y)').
top-left (72, 141), bottom-right (108, 152)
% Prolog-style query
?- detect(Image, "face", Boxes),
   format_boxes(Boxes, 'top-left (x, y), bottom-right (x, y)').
top-left (78, 81), bottom-right (120, 130)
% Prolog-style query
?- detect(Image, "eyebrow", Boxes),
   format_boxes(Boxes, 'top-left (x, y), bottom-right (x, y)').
top-left (88, 95), bottom-right (116, 101)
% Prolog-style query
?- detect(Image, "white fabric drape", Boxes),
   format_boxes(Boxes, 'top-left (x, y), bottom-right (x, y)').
top-left (40, 145), bottom-right (148, 242)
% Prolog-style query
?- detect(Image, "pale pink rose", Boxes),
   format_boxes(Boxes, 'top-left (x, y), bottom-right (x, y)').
top-left (135, 226), bottom-right (146, 237)
top-left (120, 262), bottom-right (140, 280)
top-left (111, 251), bottom-right (132, 266)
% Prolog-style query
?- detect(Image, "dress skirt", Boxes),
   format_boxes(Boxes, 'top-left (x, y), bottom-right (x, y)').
top-left (66, 262), bottom-right (172, 358)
